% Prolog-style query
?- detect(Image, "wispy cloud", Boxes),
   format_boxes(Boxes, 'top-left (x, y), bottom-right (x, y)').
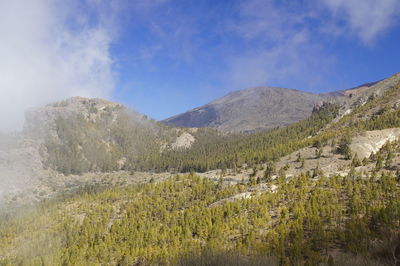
top-left (226, 31), bottom-right (335, 90)
top-left (140, 9), bottom-right (202, 66)
top-left (0, 0), bottom-right (117, 131)
top-left (320, 0), bottom-right (400, 44)
top-left (224, 0), bottom-right (330, 90)
top-left (228, 0), bottom-right (309, 42)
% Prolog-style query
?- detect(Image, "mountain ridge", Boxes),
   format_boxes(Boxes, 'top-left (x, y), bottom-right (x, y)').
top-left (162, 74), bottom-right (399, 132)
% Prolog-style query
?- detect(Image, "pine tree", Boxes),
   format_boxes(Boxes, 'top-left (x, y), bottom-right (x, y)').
top-left (264, 162), bottom-right (276, 182)
top-left (337, 134), bottom-right (352, 160)
top-left (352, 153), bottom-right (361, 167)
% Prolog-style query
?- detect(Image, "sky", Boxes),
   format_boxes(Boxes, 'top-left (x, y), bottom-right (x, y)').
top-left (0, 0), bottom-right (400, 131)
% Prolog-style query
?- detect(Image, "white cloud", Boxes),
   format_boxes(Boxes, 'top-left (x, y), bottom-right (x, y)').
top-left (225, 0), bottom-right (333, 90)
top-left (0, 0), bottom-right (116, 132)
top-left (321, 0), bottom-right (400, 43)
top-left (229, 0), bottom-right (309, 42)
top-left (224, 0), bottom-right (400, 90)
top-left (227, 31), bottom-right (334, 90)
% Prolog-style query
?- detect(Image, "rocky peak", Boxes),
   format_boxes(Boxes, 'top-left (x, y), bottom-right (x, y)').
top-left (23, 97), bottom-right (129, 139)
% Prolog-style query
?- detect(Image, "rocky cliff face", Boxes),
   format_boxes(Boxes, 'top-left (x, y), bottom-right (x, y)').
top-left (350, 128), bottom-right (400, 159)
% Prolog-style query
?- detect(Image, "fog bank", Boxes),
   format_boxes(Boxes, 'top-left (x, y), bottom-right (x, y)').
top-left (0, 0), bottom-right (115, 132)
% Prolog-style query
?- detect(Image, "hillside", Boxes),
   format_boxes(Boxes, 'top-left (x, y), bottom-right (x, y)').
top-left (22, 96), bottom-right (188, 175)
top-left (1, 173), bottom-right (398, 265)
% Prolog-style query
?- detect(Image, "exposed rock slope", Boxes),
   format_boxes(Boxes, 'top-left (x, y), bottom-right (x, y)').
top-left (350, 128), bottom-right (400, 158)
top-left (171, 132), bottom-right (195, 150)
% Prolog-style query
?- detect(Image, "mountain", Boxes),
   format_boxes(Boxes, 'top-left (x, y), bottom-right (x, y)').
top-left (22, 97), bottom-right (174, 175)
top-left (162, 86), bottom-right (338, 132)
top-left (162, 75), bottom-right (399, 133)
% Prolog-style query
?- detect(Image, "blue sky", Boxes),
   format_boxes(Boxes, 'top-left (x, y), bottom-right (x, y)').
top-left (0, 0), bottom-right (399, 131)
top-left (107, 0), bottom-right (400, 120)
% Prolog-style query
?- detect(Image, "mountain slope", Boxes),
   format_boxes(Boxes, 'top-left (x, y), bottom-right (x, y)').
top-left (162, 86), bottom-right (340, 133)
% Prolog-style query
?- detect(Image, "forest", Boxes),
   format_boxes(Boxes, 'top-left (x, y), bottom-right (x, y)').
top-left (0, 170), bottom-right (399, 265)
